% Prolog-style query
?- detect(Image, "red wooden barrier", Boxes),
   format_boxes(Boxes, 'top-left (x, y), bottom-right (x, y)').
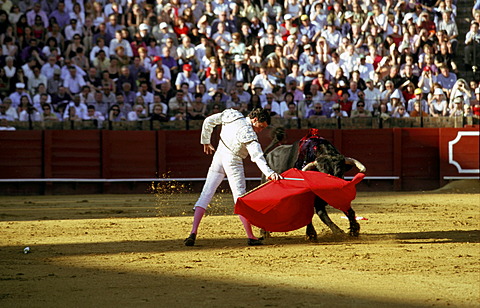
top-left (400, 128), bottom-right (440, 190)
top-left (46, 130), bottom-right (102, 178)
top-left (0, 131), bottom-right (43, 178)
top-left (0, 127), bottom-right (478, 194)
top-left (160, 130), bottom-right (210, 178)
top-left (102, 130), bottom-right (157, 178)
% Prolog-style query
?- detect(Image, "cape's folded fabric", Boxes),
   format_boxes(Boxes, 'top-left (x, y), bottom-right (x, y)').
top-left (234, 168), bottom-right (365, 232)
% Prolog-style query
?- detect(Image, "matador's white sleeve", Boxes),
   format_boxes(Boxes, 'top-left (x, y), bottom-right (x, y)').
top-left (200, 112), bottom-right (223, 144)
top-left (236, 123), bottom-right (275, 178)
top-left (245, 140), bottom-right (275, 179)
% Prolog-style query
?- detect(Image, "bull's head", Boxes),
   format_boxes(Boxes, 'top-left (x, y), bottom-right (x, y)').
top-left (302, 157), bottom-right (366, 176)
top-left (317, 154), bottom-right (348, 178)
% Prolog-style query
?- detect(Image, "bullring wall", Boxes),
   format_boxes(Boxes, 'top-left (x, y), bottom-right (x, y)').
top-left (0, 128), bottom-right (478, 195)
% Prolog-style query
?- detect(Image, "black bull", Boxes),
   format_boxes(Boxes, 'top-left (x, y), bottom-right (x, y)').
top-left (262, 133), bottom-right (366, 240)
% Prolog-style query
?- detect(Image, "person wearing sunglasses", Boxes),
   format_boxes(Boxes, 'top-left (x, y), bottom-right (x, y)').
top-left (350, 101), bottom-right (372, 118)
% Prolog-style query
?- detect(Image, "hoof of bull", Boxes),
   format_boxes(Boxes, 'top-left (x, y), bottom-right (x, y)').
top-left (260, 229), bottom-right (271, 239)
top-left (349, 223), bottom-right (360, 237)
top-left (305, 224), bottom-right (318, 242)
top-left (305, 232), bottom-right (318, 242)
top-left (349, 230), bottom-right (360, 237)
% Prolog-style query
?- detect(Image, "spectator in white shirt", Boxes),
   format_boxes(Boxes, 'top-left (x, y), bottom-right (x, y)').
top-left (325, 52), bottom-right (346, 81)
top-left (128, 104), bottom-right (147, 121)
top-left (136, 82), bottom-right (155, 106)
top-left (28, 66), bottom-right (48, 95)
top-left (355, 54), bottom-right (374, 81)
top-left (362, 79), bottom-right (381, 112)
top-left (63, 95), bottom-right (88, 119)
top-left (41, 56), bottom-right (61, 80)
top-left (436, 10), bottom-right (458, 54)
top-left (90, 37), bottom-right (110, 63)
top-left (9, 83), bottom-right (32, 108)
top-left (212, 22), bottom-right (232, 52)
top-left (63, 66), bottom-right (86, 96)
top-left (109, 30), bottom-right (133, 58)
top-left (251, 67), bottom-right (276, 94)
top-left (340, 44), bottom-right (359, 76)
top-left (330, 103), bottom-right (349, 118)
top-left (64, 18), bottom-right (84, 41)
top-left (321, 23), bottom-right (341, 50)
top-left (19, 104), bottom-right (42, 122)
top-left (4, 56), bottom-right (16, 79)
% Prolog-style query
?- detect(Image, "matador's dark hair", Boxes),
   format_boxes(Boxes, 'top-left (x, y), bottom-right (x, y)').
top-left (248, 108), bottom-right (271, 125)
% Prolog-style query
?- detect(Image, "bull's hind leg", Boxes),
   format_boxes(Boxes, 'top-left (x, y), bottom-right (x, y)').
top-left (315, 197), bottom-right (345, 235)
top-left (344, 208), bottom-right (360, 237)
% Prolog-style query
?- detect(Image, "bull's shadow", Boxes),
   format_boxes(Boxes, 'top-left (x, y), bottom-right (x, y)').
top-left (378, 229), bottom-right (480, 244)
top-left (263, 229), bottom-right (480, 245)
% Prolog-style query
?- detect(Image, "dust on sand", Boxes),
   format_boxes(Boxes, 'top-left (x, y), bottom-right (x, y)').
top-left (0, 180), bottom-right (479, 307)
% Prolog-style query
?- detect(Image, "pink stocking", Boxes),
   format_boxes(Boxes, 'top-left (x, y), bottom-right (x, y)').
top-left (239, 215), bottom-right (257, 240)
top-left (190, 207), bottom-right (206, 235)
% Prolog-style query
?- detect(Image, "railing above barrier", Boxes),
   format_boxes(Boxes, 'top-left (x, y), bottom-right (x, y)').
top-left (2, 116), bottom-right (478, 131)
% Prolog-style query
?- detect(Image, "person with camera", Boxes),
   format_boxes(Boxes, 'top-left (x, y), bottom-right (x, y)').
top-left (418, 66), bottom-right (436, 98)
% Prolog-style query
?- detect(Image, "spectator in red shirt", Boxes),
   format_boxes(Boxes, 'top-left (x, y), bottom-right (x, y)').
top-left (472, 102), bottom-right (480, 117)
top-left (338, 90), bottom-right (353, 116)
top-left (279, 14), bottom-right (298, 42)
top-left (402, 81), bottom-right (416, 103)
top-left (312, 72), bottom-right (330, 93)
top-left (418, 11), bottom-right (436, 37)
top-left (173, 17), bottom-right (189, 39)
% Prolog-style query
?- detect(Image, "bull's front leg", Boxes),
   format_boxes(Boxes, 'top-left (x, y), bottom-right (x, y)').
top-left (314, 197), bottom-right (345, 235)
top-left (305, 223), bottom-right (317, 241)
top-left (344, 208), bottom-right (360, 237)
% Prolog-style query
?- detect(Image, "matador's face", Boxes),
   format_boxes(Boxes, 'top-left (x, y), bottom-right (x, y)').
top-left (251, 118), bottom-right (268, 133)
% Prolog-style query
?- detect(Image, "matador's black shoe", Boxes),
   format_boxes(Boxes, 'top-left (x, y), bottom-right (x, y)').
top-left (247, 238), bottom-right (263, 246)
top-left (184, 233), bottom-right (196, 246)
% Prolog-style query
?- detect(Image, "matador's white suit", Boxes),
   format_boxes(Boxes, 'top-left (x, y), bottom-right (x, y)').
top-left (194, 109), bottom-right (275, 209)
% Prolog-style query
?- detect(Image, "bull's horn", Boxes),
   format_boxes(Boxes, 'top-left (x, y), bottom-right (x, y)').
top-left (345, 157), bottom-right (366, 173)
top-left (302, 162), bottom-right (318, 171)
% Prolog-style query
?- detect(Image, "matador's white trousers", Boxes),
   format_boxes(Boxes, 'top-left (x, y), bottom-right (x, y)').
top-left (194, 145), bottom-right (246, 210)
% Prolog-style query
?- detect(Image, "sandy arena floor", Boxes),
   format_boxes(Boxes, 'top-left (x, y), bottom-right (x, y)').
top-left (0, 180), bottom-right (479, 307)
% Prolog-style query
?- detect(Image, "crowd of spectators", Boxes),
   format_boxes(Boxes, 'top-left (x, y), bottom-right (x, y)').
top-left (0, 0), bottom-right (479, 129)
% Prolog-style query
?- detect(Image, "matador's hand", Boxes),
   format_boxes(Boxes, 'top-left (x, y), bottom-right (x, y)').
top-left (203, 144), bottom-right (216, 155)
top-left (268, 172), bottom-right (283, 181)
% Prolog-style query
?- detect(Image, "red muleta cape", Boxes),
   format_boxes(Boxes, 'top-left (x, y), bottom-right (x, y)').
top-left (234, 168), bottom-right (365, 232)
